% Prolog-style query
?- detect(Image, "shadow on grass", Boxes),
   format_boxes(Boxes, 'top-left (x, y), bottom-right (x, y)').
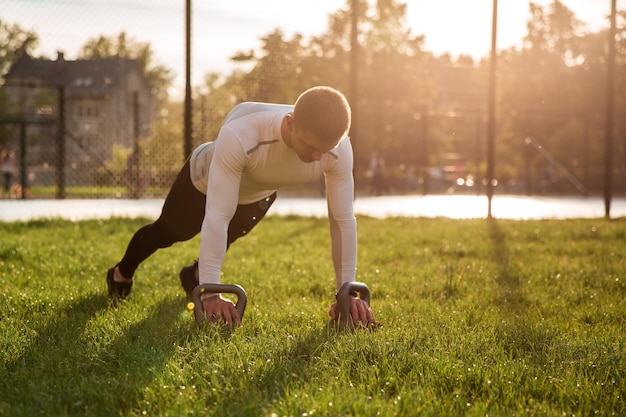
top-left (0, 293), bottom-right (109, 414)
top-left (241, 216), bottom-right (325, 251)
top-left (0, 293), bottom-right (188, 416)
top-left (215, 326), bottom-right (339, 414)
top-left (488, 218), bottom-right (527, 313)
top-left (101, 294), bottom-right (190, 413)
top-left (487, 219), bottom-right (563, 363)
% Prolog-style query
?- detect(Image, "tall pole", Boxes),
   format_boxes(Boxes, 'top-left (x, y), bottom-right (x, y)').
top-left (130, 91), bottom-right (140, 199)
top-left (486, 0), bottom-right (498, 218)
top-left (349, 0), bottom-right (359, 170)
top-left (183, 0), bottom-right (193, 161)
top-left (56, 86), bottom-right (66, 199)
top-left (133, 91), bottom-right (140, 149)
top-left (603, 0), bottom-right (617, 218)
top-left (19, 121), bottom-right (27, 200)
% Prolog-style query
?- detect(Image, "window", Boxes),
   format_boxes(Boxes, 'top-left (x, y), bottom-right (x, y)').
top-left (78, 102), bottom-right (100, 118)
top-left (74, 77), bottom-right (94, 87)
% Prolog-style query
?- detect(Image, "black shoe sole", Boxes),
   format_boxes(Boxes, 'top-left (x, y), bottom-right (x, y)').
top-left (107, 266), bottom-right (133, 299)
top-left (179, 262), bottom-right (199, 299)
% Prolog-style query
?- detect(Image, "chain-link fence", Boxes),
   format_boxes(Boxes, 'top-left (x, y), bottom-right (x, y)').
top-left (2, 0), bottom-right (625, 200)
top-left (1, 79), bottom-right (173, 199)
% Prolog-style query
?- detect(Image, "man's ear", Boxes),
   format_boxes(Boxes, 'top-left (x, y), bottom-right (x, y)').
top-left (285, 113), bottom-right (295, 129)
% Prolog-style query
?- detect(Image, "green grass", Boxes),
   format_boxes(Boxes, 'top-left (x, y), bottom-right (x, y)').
top-left (1, 215), bottom-right (625, 416)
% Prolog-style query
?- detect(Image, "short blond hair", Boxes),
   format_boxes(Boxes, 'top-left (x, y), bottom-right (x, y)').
top-left (293, 86), bottom-right (351, 146)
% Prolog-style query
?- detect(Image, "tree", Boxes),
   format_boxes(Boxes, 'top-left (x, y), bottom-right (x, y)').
top-left (0, 20), bottom-right (38, 77)
top-left (197, 0), bottom-right (623, 195)
top-left (77, 32), bottom-right (174, 107)
top-left (204, 0), bottom-right (438, 184)
top-left (138, 99), bottom-right (185, 193)
top-left (0, 20), bottom-right (39, 147)
top-left (343, 0), bottom-right (435, 171)
top-left (496, 0), bottom-right (626, 194)
top-left (240, 29), bottom-right (309, 103)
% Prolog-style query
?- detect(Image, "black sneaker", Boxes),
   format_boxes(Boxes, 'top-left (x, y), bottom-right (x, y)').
top-left (179, 261), bottom-right (199, 299)
top-left (107, 265), bottom-right (133, 299)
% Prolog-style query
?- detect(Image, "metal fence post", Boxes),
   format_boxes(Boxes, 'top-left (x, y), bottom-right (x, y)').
top-left (56, 86), bottom-right (66, 199)
top-left (19, 121), bottom-right (27, 199)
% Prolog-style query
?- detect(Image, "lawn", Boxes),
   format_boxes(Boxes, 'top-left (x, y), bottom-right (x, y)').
top-left (1, 215), bottom-right (624, 416)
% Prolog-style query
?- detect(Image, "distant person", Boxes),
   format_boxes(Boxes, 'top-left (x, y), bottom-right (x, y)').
top-left (1, 149), bottom-right (16, 194)
top-left (369, 151), bottom-right (387, 195)
top-left (106, 86), bottom-right (376, 327)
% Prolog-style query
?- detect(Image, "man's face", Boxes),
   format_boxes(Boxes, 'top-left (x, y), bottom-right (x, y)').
top-left (289, 124), bottom-right (336, 163)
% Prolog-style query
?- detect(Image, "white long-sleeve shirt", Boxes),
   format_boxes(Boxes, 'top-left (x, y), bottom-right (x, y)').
top-left (189, 102), bottom-right (356, 291)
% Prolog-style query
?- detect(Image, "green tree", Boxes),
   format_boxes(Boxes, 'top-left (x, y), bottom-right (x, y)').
top-left (139, 99), bottom-right (185, 193)
top-left (0, 20), bottom-right (39, 146)
top-left (77, 31), bottom-right (174, 107)
top-left (196, 0), bottom-right (623, 195)
top-left (0, 20), bottom-right (38, 77)
top-left (202, 0), bottom-right (438, 188)
top-left (196, 28), bottom-right (318, 157)
top-left (496, 0), bottom-right (626, 195)
top-left (357, 0), bottom-right (435, 170)
top-left (77, 32), bottom-right (176, 195)
top-left (247, 29), bottom-right (308, 103)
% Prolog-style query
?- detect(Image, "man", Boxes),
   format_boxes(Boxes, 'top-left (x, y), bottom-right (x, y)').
top-left (107, 86), bottom-right (375, 327)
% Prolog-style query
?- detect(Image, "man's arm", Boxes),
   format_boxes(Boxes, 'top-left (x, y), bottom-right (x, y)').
top-left (197, 128), bottom-right (246, 324)
top-left (325, 139), bottom-right (376, 326)
top-left (198, 127), bottom-right (248, 284)
top-left (325, 138), bottom-right (357, 290)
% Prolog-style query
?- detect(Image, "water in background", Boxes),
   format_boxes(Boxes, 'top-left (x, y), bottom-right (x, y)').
top-left (1, 195), bottom-right (625, 221)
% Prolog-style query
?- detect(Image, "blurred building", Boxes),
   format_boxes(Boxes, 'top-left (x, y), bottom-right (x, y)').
top-left (2, 51), bottom-right (153, 170)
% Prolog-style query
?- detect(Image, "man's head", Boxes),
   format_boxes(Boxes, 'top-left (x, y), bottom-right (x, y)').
top-left (293, 86), bottom-right (351, 148)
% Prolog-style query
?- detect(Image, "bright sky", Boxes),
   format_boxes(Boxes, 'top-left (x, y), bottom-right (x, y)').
top-left (3, 0), bottom-right (623, 97)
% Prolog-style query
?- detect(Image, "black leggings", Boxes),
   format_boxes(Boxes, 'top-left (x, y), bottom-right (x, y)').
top-left (117, 159), bottom-right (276, 278)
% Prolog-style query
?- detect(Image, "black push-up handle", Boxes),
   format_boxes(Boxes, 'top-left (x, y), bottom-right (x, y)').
top-left (331, 281), bottom-right (371, 330)
top-left (191, 283), bottom-right (247, 324)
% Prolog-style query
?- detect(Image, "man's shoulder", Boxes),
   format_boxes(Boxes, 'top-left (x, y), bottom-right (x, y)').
top-left (225, 102), bottom-right (293, 124)
top-left (329, 136), bottom-right (353, 157)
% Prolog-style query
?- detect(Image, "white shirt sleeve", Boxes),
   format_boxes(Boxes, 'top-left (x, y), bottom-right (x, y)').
top-left (325, 139), bottom-right (357, 290)
top-left (197, 126), bottom-right (247, 285)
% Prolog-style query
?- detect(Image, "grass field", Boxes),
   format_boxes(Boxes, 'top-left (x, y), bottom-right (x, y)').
top-left (1, 215), bottom-right (625, 416)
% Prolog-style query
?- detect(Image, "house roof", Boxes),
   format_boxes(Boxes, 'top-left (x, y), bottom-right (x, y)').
top-left (4, 52), bottom-right (146, 94)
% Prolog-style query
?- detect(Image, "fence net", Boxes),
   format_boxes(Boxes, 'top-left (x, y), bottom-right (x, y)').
top-left (1, 0), bottom-right (625, 200)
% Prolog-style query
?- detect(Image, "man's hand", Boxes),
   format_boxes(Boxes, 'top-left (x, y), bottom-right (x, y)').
top-left (201, 295), bottom-right (242, 326)
top-left (329, 296), bottom-right (376, 327)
